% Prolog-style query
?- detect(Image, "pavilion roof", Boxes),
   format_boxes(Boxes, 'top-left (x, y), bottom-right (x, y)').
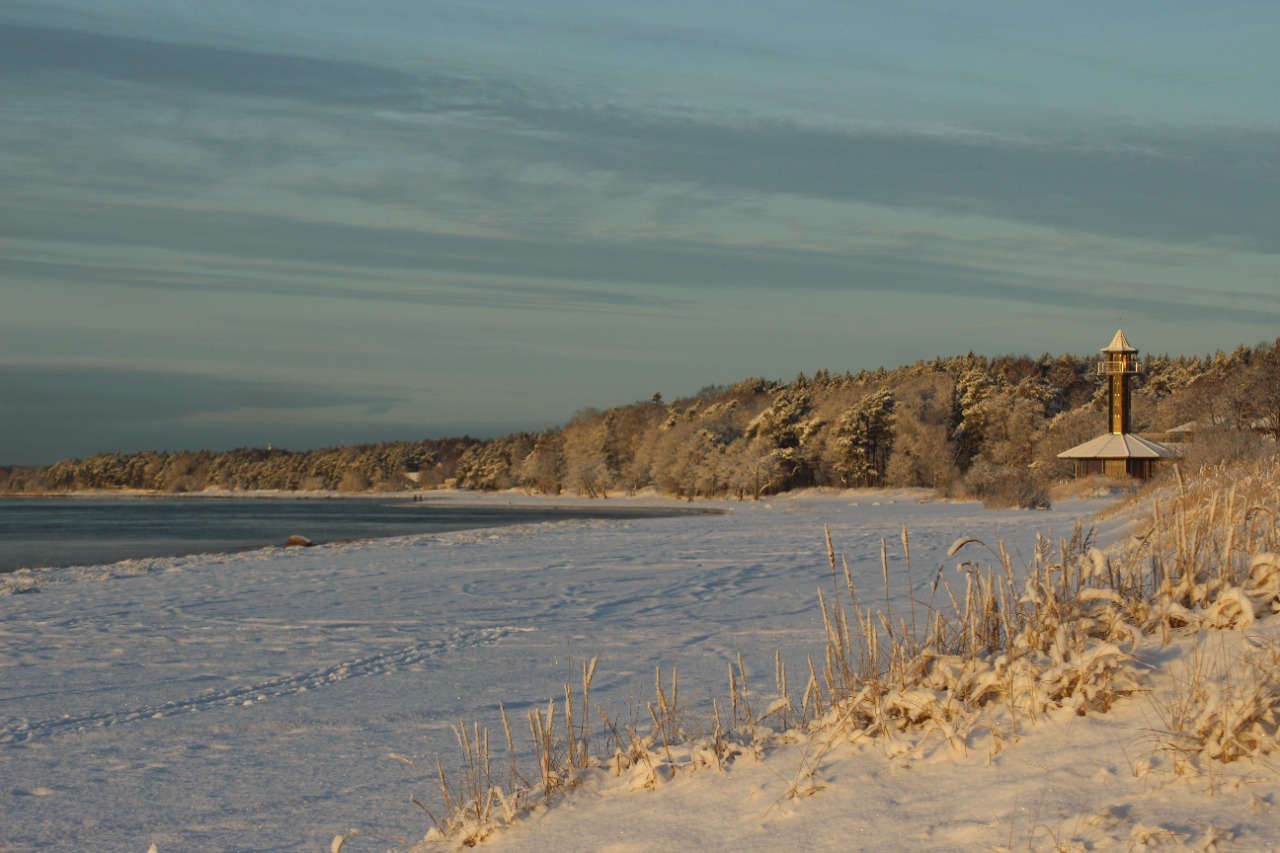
top-left (1057, 432), bottom-right (1179, 460)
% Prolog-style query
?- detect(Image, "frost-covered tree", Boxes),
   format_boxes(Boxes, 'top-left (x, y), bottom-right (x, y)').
top-left (885, 378), bottom-right (959, 489)
top-left (830, 388), bottom-right (896, 487)
top-left (950, 367), bottom-right (996, 466)
top-left (517, 432), bottom-right (565, 495)
top-left (743, 386), bottom-right (822, 490)
top-left (561, 411), bottom-right (613, 498)
top-left (982, 378), bottom-right (1051, 469)
top-left (457, 434), bottom-right (535, 491)
top-left (1248, 340), bottom-right (1280, 439)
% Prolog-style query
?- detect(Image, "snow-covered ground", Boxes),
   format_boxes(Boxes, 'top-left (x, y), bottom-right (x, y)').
top-left (3, 490), bottom-right (1277, 852)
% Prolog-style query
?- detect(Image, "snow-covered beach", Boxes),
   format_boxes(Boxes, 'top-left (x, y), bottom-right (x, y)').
top-left (4, 489), bottom-right (1279, 852)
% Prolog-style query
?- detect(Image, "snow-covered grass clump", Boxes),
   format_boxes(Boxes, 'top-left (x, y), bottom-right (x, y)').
top-left (382, 460), bottom-right (1280, 852)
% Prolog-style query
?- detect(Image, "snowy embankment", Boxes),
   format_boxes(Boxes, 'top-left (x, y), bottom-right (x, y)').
top-left (470, 600), bottom-right (1280, 853)
top-left (3, 480), bottom-right (1279, 851)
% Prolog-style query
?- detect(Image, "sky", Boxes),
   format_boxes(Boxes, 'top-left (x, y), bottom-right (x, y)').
top-left (3, 1), bottom-right (1279, 465)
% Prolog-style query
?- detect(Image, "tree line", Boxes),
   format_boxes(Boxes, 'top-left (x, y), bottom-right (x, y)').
top-left (4, 341), bottom-right (1278, 505)
top-left (0, 438), bottom-right (480, 495)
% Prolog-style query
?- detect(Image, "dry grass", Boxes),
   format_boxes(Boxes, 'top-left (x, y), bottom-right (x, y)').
top-left (344, 457), bottom-right (1280, 851)
top-left (1147, 630), bottom-right (1280, 776)
top-left (829, 458), bottom-right (1280, 765)
top-left (812, 519), bottom-right (1140, 760)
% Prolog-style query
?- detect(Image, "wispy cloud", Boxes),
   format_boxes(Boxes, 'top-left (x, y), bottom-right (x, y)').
top-left (7, 18), bottom-right (1278, 257)
top-left (499, 105), bottom-right (1280, 253)
top-left (8, 207), bottom-right (1279, 335)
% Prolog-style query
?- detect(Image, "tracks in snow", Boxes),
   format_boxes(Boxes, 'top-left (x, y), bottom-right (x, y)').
top-left (0, 624), bottom-right (533, 745)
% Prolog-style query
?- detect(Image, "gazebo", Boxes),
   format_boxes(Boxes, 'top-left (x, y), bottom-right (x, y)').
top-left (1058, 329), bottom-right (1178, 479)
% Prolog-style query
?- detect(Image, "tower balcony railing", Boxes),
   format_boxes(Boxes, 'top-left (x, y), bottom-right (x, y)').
top-left (1097, 359), bottom-right (1140, 376)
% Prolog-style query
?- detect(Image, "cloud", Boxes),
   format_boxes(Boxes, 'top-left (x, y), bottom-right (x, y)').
top-left (0, 359), bottom-right (530, 464)
top-left (505, 105), bottom-right (1280, 253)
top-left (6, 17), bottom-right (1278, 262)
top-left (1, 250), bottom-right (665, 316)
top-left (6, 195), bottom-right (1279, 331)
top-left (0, 21), bottom-right (432, 108)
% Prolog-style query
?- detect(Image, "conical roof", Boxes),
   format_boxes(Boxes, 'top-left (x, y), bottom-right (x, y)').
top-left (1057, 432), bottom-right (1178, 460)
top-left (1102, 329), bottom-right (1137, 354)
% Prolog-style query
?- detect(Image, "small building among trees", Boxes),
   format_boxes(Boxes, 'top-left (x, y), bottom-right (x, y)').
top-left (1058, 329), bottom-right (1178, 479)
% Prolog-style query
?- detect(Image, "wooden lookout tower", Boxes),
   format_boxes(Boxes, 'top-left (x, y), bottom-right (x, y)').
top-left (1102, 328), bottom-right (1138, 435)
top-left (1057, 329), bottom-right (1177, 480)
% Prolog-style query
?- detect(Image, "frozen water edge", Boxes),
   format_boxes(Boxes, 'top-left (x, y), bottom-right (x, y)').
top-left (0, 490), bottom-right (1141, 851)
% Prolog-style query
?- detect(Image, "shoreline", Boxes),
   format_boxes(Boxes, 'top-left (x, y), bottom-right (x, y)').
top-left (0, 493), bottom-right (726, 577)
top-left (0, 484), bottom-right (940, 503)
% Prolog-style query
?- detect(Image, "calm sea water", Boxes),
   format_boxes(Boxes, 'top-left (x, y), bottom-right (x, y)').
top-left (0, 497), bottom-right (693, 574)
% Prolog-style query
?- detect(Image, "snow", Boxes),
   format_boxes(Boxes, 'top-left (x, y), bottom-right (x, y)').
top-left (3, 489), bottom-right (1278, 852)
top-left (478, 624), bottom-right (1280, 852)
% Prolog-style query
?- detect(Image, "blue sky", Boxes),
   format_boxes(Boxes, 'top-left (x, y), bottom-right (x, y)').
top-left (3, 1), bottom-right (1279, 464)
